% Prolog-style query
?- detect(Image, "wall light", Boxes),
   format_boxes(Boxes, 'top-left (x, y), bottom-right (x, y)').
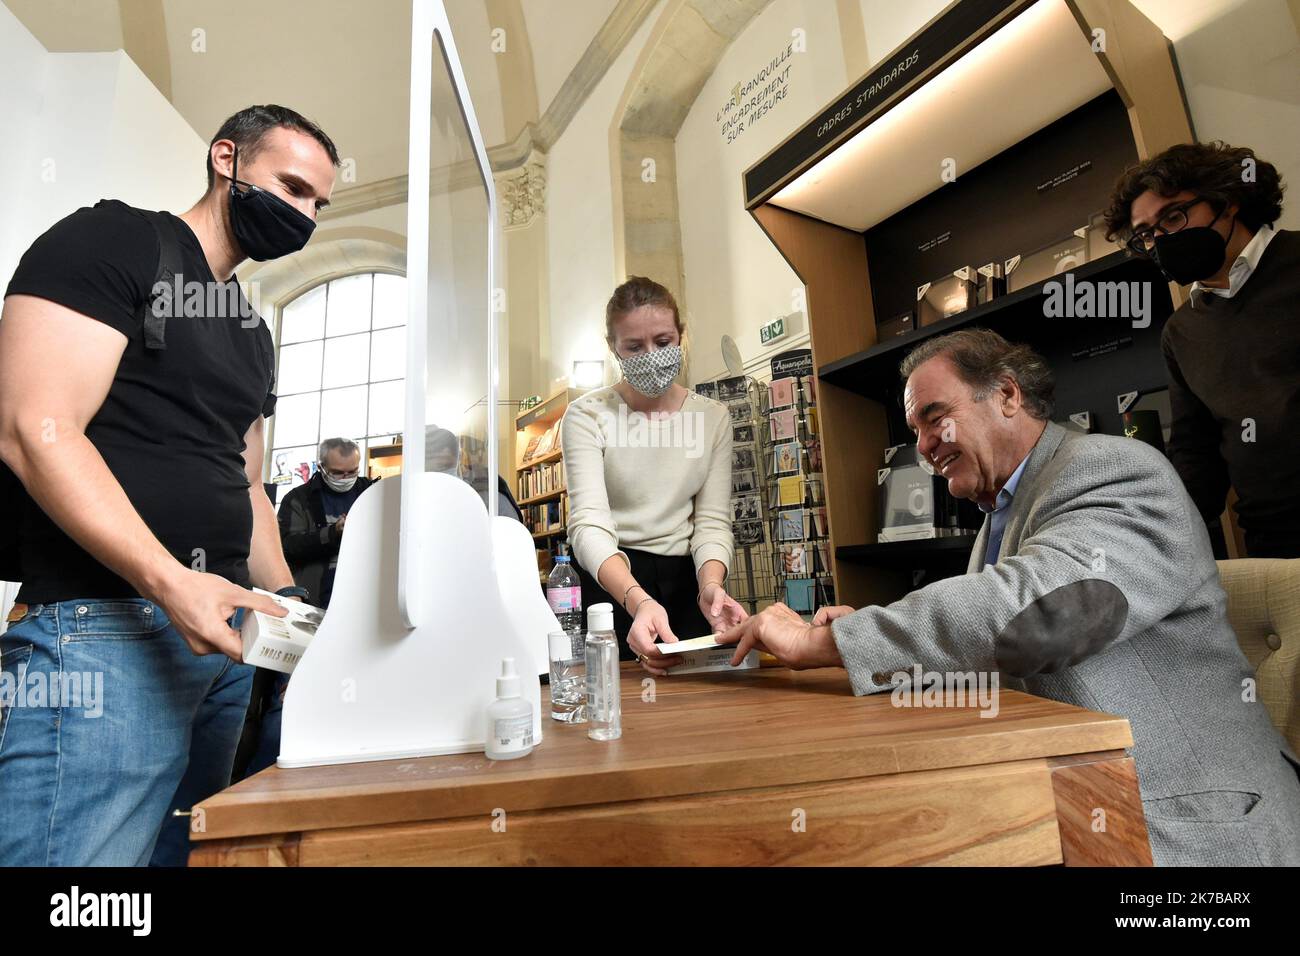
top-left (571, 360), bottom-right (605, 389)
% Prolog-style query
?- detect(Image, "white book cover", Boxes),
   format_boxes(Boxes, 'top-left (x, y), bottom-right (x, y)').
top-left (240, 588), bottom-right (325, 675)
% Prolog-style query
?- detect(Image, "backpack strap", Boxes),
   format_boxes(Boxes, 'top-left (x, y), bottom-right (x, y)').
top-left (140, 211), bottom-right (186, 350)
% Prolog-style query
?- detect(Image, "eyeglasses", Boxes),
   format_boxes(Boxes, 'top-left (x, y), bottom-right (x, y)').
top-left (1125, 197), bottom-right (1217, 256)
top-left (319, 464), bottom-right (360, 480)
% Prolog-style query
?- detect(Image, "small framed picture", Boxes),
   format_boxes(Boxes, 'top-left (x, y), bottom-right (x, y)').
top-left (774, 441), bottom-right (801, 475)
top-left (717, 376), bottom-right (749, 401)
top-left (807, 438), bottom-right (823, 472)
top-left (778, 509), bottom-right (804, 541)
top-left (782, 543), bottom-right (807, 575)
top-left (732, 447), bottom-right (756, 472)
top-left (734, 518), bottom-right (764, 547)
top-left (769, 408), bottom-right (798, 443)
top-left (732, 494), bottom-right (761, 522)
top-left (732, 424), bottom-right (755, 445)
top-left (768, 377), bottom-right (795, 409)
top-left (731, 469), bottom-right (758, 495)
top-left (728, 402), bottom-right (752, 425)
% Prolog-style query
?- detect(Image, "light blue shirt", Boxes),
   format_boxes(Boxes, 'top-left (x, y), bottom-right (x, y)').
top-left (980, 455), bottom-right (1029, 568)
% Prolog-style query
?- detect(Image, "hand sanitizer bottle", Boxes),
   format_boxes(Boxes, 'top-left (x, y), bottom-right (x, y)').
top-left (549, 629), bottom-right (587, 722)
top-left (585, 603), bottom-right (621, 741)
top-left (485, 657), bottom-right (534, 760)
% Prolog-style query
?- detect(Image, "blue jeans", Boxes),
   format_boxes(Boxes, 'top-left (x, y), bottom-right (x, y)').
top-left (0, 599), bottom-right (253, 866)
top-left (241, 671), bottom-right (289, 779)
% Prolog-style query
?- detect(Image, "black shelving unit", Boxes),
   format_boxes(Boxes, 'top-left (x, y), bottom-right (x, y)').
top-left (819, 251), bottom-right (1170, 401)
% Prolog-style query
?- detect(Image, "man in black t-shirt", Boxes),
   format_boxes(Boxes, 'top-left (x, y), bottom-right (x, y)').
top-left (0, 105), bottom-right (340, 866)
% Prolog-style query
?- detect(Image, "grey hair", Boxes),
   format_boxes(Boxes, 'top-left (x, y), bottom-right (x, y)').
top-left (318, 437), bottom-right (360, 461)
top-left (898, 328), bottom-right (1055, 421)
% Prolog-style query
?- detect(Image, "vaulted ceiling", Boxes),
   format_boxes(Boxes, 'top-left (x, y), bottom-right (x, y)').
top-left (4, 0), bottom-right (645, 188)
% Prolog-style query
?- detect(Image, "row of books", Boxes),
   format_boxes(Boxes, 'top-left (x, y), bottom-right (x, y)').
top-left (518, 460), bottom-right (565, 500)
top-left (522, 421), bottom-right (562, 463)
top-left (522, 497), bottom-right (568, 535)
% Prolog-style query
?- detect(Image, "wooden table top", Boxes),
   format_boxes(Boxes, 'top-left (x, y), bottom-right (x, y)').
top-left (194, 664), bottom-right (1133, 842)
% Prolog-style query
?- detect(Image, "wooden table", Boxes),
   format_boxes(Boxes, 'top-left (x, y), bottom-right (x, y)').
top-left (190, 664), bottom-right (1153, 866)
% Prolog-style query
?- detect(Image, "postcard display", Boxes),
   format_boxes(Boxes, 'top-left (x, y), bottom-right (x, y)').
top-left (274, 0), bottom-right (557, 769)
top-left (763, 350), bottom-right (834, 616)
top-left (694, 376), bottom-right (777, 614)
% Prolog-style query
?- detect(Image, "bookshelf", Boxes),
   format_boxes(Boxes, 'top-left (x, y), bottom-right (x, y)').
top-left (515, 386), bottom-right (583, 575)
top-left (367, 441), bottom-right (403, 480)
top-left (742, 0), bottom-right (1193, 608)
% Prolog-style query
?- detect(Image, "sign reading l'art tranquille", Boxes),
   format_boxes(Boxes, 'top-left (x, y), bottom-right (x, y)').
top-left (715, 32), bottom-right (802, 146)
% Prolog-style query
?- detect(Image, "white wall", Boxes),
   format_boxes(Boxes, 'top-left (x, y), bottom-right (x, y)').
top-left (1152, 0), bottom-right (1300, 230)
top-left (676, 0), bottom-right (851, 383)
top-left (0, 7), bottom-right (206, 288)
top-left (858, 0), bottom-right (950, 68)
top-left (0, 4), bottom-right (206, 619)
top-left (543, 2), bottom-right (662, 387)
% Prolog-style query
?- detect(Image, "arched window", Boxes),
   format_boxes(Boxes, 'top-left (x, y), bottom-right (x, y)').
top-left (266, 272), bottom-right (408, 498)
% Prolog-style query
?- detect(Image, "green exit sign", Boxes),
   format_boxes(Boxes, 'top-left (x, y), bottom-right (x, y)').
top-left (759, 316), bottom-right (786, 345)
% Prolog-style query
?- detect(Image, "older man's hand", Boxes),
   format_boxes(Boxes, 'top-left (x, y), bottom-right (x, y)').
top-left (715, 602), bottom-right (844, 670)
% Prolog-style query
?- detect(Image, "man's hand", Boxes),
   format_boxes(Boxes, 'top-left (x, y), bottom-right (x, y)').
top-left (154, 569), bottom-right (287, 661)
top-left (716, 602), bottom-right (843, 670)
top-left (812, 605), bottom-right (855, 626)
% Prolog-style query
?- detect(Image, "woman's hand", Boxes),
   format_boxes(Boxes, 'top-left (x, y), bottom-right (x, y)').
top-left (626, 598), bottom-right (687, 676)
top-left (698, 582), bottom-right (748, 634)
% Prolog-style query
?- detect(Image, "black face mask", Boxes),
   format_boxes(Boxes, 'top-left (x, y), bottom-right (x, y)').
top-left (1151, 207), bottom-right (1233, 285)
top-left (226, 148), bottom-right (316, 261)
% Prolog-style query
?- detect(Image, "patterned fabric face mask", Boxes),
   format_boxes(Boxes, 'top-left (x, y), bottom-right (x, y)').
top-left (618, 344), bottom-right (682, 397)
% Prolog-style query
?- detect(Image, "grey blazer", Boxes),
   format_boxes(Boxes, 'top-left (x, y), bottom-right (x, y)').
top-left (832, 421), bottom-right (1300, 865)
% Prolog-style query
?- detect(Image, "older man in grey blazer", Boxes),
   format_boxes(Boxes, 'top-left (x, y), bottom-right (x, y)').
top-left (720, 328), bottom-right (1300, 866)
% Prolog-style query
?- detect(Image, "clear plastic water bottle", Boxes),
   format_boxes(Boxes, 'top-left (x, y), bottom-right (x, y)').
top-left (548, 629), bottom-right (587, 723)
top-left (585, 603), bottom-right (621, 741)
top-left (546, 555), bottom-right (582, 633)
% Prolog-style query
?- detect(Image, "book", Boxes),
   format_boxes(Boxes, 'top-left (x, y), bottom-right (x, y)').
top-left (656, 634), bottom-right (726, 654)
top-left (240, 588), bottom-right (325, 675)
top-left (656, 634), bottom-right (760, 674)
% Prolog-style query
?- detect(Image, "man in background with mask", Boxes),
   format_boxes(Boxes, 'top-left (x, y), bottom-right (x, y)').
top-left (1102, 142), bottom-right (1297, 557)
top-left (277, 438), bottom-right (372, 610)
top-left (0, 104), bottom-right (339, 865)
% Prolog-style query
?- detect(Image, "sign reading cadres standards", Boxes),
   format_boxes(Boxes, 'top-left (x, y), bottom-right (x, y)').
top-left (743, 0), bottom-right (1026, 207)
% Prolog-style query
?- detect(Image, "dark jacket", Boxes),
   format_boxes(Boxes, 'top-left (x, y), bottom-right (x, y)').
top-left (277, 471), bottom-right (373, 607)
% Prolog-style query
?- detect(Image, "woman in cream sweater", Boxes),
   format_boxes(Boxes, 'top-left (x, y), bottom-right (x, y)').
top-left (562, 277), bottom-right (747, 674)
